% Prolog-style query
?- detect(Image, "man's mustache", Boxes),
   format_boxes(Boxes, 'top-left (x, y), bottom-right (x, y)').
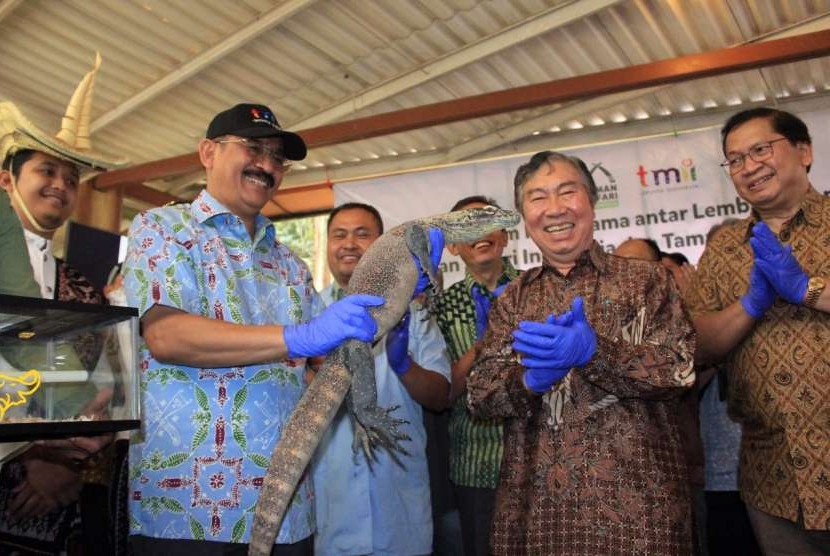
top-left (243, 169), bottom-right (275, 189)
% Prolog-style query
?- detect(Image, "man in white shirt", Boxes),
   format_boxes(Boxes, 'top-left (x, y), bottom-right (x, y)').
top-left (0, 55), bottom-right (126, 555)
top-left (0, 149), bottom-right (98, 302)
top-left (313, 202), bottom-right (451, 556)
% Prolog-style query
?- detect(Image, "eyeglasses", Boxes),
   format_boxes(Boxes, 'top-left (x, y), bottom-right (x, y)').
top-left (214, 138), bottom-right (291, 171)
top-left (720, 138), bottom-right (789, 175)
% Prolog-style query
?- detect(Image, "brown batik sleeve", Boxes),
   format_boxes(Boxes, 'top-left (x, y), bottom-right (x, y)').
top-left (467, 283), bottom-right (541, 420)
top-left (578, 269), bottom-right (696, 399)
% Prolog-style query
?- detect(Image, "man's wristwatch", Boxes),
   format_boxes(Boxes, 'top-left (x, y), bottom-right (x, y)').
top-left (803, 276), bottom-right (826, 308)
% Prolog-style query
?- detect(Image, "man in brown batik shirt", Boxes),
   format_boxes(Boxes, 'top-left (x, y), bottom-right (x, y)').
top-left (687, 108), bottom-right (830, 555)
top-left (467, 151), bottom-right (696, 555)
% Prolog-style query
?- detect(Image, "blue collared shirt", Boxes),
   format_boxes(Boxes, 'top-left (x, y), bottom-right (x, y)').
top-left (313, 284), bottom-right (451, 556)
top-left (124, 189), bottom-right (322, 544)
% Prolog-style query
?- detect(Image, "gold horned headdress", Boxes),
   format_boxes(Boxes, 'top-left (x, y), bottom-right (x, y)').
top-left (0, 52), bottom-right (128, 173)
top-left (0, 52), bottom-right (128, 233)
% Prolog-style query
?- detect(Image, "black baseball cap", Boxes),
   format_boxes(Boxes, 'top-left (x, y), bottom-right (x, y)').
top-left (206, 103), bottom-right (307, 160)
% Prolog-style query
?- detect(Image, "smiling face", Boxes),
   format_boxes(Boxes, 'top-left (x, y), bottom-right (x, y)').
top-left (447, 201), bottom-right (508, 272)
top-left (724, 117), bottom-right (812, 215)
top-left (521, 159), bottom-right (595, 274)
top-left (0, 150), bottom-right (80, 236)
top-left (199, 135), bottom-right (286, 230)
top-left (326, 207), bottom-right (382, 287)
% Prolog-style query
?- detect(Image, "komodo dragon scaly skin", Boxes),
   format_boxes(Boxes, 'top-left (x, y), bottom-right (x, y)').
top-left (248, 206), bottom-right (520, 555)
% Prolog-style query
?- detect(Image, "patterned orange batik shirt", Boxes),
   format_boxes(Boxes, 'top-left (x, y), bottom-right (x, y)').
top-left (468, 242), bottom-right (696, 556)
top-left (687, 187), bottom-right (830, 530)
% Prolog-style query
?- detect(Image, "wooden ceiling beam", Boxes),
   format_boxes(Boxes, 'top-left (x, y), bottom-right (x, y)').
top-left (300, 29), bottom-right (830, 148)
top-left (262, 182), bottom-right (334, 219)
top-left (123, 183), bottom-right (183, 206)
top-left (99, 29), bottom-right (830, 203)
top-left (292, 0), bottom-right (622, 129)
top-left (93, 152), bottom-right (201, 191)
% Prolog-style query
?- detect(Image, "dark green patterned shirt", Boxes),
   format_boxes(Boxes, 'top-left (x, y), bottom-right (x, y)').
top-left (435, 258), bottom-right (519, 488)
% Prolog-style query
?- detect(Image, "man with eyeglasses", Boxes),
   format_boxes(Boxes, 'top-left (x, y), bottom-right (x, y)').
top-left (123, 104), bottom-right (384, 555)
top-left (687, 108), bottom-right (830, 555)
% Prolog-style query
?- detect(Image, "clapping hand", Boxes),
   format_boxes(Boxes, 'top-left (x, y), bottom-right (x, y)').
top-left (512, 297), bottom-right (597, 393)
top-left (740, 263), bottom-right (776, 319)
top-left (749, 222), bottom-right (808, 305)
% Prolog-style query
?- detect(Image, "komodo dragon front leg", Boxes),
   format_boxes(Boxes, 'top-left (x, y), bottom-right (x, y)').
top-left (345, 340), bottom-right (408, 461)
top-left (346, 223), bottom-right (438, 460)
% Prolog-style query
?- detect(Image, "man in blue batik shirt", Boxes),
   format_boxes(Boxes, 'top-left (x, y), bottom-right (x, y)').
top-left (124, 104), bottom-right (384, 556)
top-left (313, 203), bottom-right (451, 556)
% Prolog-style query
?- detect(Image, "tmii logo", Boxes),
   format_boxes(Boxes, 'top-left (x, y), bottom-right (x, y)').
top-left (636, 158), bottom-right (697, 187)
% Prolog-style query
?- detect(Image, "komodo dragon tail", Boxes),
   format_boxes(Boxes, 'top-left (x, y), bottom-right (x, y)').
top-left (248, 350), bottom-right (351, 556)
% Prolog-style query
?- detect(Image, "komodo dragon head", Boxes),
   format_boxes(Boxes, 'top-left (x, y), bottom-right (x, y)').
top-left (425, 204), bottom-right (521, 244)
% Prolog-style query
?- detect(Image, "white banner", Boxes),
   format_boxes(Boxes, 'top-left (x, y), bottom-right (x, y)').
top-left (335, 109), bottom-right (830, 286)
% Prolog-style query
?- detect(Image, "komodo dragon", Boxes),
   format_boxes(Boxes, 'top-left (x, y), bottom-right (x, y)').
top-left (248, 205), bottom-right (520, 555)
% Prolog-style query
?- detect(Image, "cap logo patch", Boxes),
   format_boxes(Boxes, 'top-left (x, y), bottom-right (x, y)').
top-left (250, 107), bottom-right (280, 129)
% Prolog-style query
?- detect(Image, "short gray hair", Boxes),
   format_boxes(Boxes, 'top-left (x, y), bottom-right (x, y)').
top-left (513, 151), bottom-right (598, 215)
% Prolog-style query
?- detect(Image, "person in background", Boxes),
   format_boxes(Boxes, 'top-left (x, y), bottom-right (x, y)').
top-left (688, 107), bottom-right (830, 555)
top-left (663, 251), bottom-right (689, 268)
top-left (467, 150), bottom-right (695, 554)
top-left (431, 195), bottom-right (519, 556)
top-left (0, 55), bottom-right (127, 555)
top-left (123, 104), bottom-right (382, 555)
top-left (421, 269), bottom-right (465, 555)
top-left (661, 251), bottom-right (696, 299)
top-left (692, 221), bottom-right (761, 556)
top-left (312, 202), bottom-right (450, 556)
top-left (613, 237), bottom-right (661, 262)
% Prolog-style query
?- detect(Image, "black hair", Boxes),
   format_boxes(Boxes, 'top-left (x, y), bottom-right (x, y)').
top-left (2, 149), bottom-right (37, 180)
top-left (641, 238), bottom-right (662, 261)
top-left (327, 202), bottom-right (384, 234)
top-left (662, 251), bottom-right (689, 266)
top-left (450, 195), bottom-right (500, 212)
top-left (513, 151), bottom-right (598, 214)
top-left (721, 108), bottom-right (812, 172)
top-left (617, 238), bottom-right (661, 262)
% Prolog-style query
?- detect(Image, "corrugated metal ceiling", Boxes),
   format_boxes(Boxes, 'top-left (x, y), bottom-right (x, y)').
top-left (0, 0), bottom-right (828, 219)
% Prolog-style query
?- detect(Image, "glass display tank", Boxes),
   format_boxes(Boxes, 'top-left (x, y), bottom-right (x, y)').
top-left (0, 294), bottom-right (140, 460)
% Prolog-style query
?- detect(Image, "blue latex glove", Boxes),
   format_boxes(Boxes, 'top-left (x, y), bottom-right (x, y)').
top-left (749, 222), bottom-right (809, 305)
top-left (512, 297), bottom-right (597, 370)
top-left (471, 283), bottom-right (507, 339)
top-left (523, 366), bottom-right (570, 394)
top-left (413, 228), bottom-right (445, 297)
top-left (385, 311), bottom-right (412, 375)
top-left (740, 263), bottom-right (776, 319)
top-left (284, 294), bottom-right (384, 358)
